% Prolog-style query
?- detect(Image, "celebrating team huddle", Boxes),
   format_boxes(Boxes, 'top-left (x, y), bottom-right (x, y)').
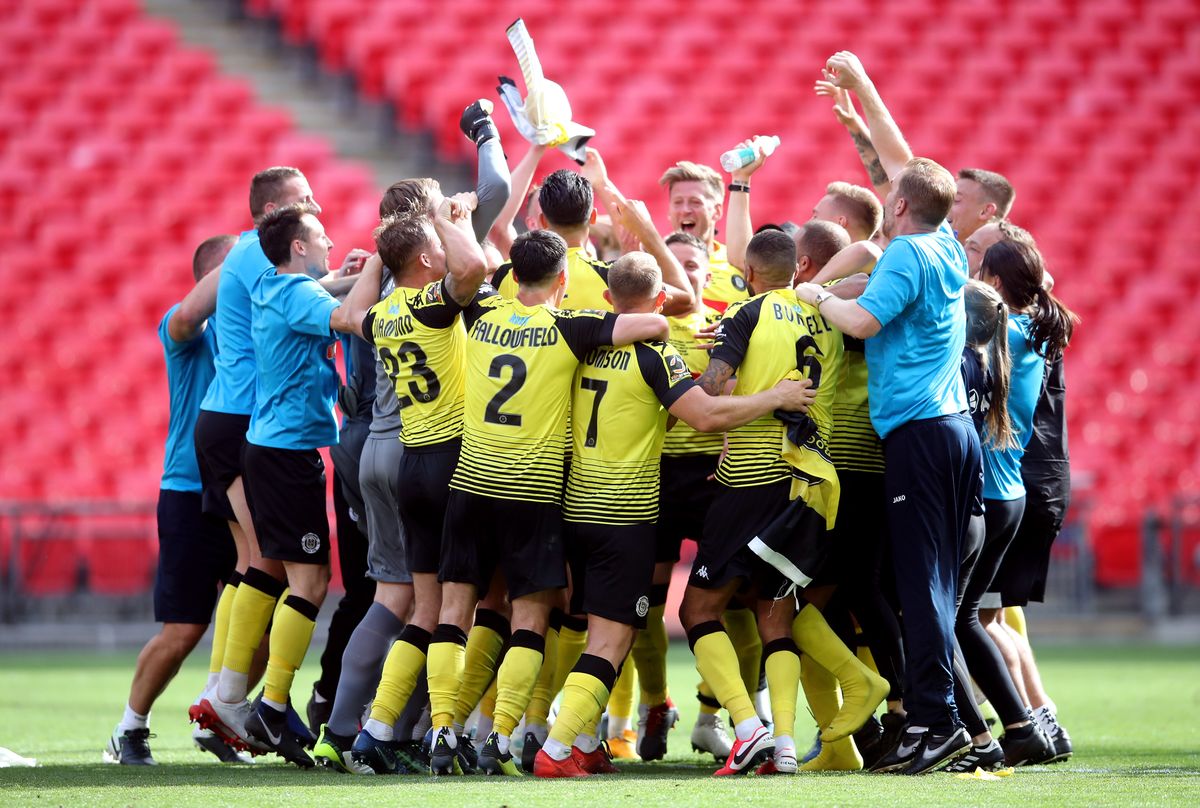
top-left (108, 50), bottom-right (1078, 781)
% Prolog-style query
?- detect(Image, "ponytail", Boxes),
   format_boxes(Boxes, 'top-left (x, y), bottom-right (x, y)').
top-left (964, 279), bottom-right (1017, 450)
top-left (1029, 285), bottom-right (1079, 360)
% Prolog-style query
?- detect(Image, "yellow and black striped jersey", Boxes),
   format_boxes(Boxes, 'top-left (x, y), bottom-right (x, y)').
top-left (709, 287), bottom-right (843, 488)
top-left (661, 306), bottom-right (725, 457)
top-left (361, 279), bottom-right (465, 448)
top-left (490, 247), bottom-right (613, 312)
top-left (450, 295), bottom-right (617, 503)
top-left (564, 341), bottom-right (695, 525)
top-left (702, 241), bottom-right (751, 313)
top-left (829, 334), bottom-right (885, 474)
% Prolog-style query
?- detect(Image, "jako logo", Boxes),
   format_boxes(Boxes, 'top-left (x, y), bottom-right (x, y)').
top-left (892, 495), bottom-right (906, 504)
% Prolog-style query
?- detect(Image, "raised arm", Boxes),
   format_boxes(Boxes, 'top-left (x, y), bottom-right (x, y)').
top-left (668, 377), bottom-right (814, 433)
top-left (459, 99), bottom-right (511, 244)
top-left (436, 196), bottom-right (490, 307)
top-left (167, 266), bottom-right (222, 343)
top-left (610, 197), bottom-right (696, 316)
top-left (824, 51), bottom-right (913, 184)
top-left (581, 147), bottom-right (639, 256)
top-left (330, 252), bottom-right (385, 337)
top-left (814, 81), bottom-right (891, 198)
top-left (487, 142), bottom-right (547, 257)
top-left (724, 137), bottom-right (772, 270)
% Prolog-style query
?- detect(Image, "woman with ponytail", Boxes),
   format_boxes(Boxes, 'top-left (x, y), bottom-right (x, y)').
top-left (946, 240), bottom-right (1067, 771)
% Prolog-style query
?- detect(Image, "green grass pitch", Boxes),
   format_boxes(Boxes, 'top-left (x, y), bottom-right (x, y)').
top-left (0, 642), bottom-right (1196, 806)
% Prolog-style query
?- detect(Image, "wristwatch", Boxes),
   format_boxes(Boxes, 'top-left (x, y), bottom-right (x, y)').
top-left (813, 290), bottom-right (833, 308)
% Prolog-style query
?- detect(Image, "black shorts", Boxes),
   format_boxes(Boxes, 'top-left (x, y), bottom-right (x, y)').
top-left (815, 470), bottom-right (886, 587)
top-left (566, 521), bottom-right (656, 628)
top-left (194, 410), bottom-right (250, 522)
top-left (243, 443), bottom-right (330, 565)
top-left (656, 454), bottom-right (719, 563)
top-left (995, 463), bottom-right (1071, 606)
top-left (154, 489), bottom-right (237, 623)
top-left (441, 489), bottom-right (567, 600)
top-left (689, 480), bottom-right (794, 599)
top-left (396, 441), bottom-right (459, 576)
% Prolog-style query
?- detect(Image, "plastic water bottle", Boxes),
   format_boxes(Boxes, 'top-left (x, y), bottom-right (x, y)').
top-left (720, 136), bottom-right (781, 172)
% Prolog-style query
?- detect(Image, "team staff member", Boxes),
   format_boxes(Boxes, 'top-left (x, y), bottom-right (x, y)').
top-left (796, 46), bottom-right (982, 778)
top-left (201, 204), bottom-right (374, 766)
top-left (106, 236), bottom-right (242, 766)
top-left (194, 169), bottom-right (363, 753)
top-left (426, 230), bottom-right (671, 776)
top-left (534, 252), bottom-right (816, 778)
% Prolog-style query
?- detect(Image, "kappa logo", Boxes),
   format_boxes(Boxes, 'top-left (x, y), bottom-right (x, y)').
top-left (301, 532), bottom-right (321, 554)
top-left (635, 596), bottom-right (650, 618)
top-left (696, 565), bottom-right (709, 580)
top-left (892, 495), bottom-right (906, 504)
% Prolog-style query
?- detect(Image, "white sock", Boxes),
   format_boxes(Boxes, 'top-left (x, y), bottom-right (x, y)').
top-left (527, 721), bottom-right (548, 744)
top-left (312, 690), bottom-right (328, 704)
top-left (217, 668), bottom-right (248, 704)
top-left (476, 714), bottom-right (494, 740)
top-left (119, 704), bottom-right (148, 732)
top-left (205, 672), bottom-right (219, 693)
top-left (543, 736), bottom-right (571, 761)
top-left (774, 735), bottom-right (795, 755)
top-left (452, 721), bottom-right (465, 736)
top-left (495, 733), bottom-right (509, 755)
top-left (734, 717), bottom-right (764, 741)
top-left (364, 718), bottom-right (394, 741)
top-left (908, 724), bottom-right (929, 734)
top-left (608, 715), bottom-right (631, 737)
top-left (575, 733), bottom-right (600, 753)
top-left (262, 696), bottom-right (286, 713)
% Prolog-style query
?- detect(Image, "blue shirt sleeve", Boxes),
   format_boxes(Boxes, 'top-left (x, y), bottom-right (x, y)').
top-left (283, 277), bottom-right (340, 337)
top-left (158, 304), bottom-right (203, 357)
top-left (857, 240), bottom-right (920, 329)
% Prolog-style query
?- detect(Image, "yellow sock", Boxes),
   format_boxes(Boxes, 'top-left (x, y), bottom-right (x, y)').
top-left (481, 676), bottom-right (498, 719)
top-left (221, 570), bottom-right (283, 678)
top-left (262, 595), bottom-right (318, 705)
top-left (453, 611), bottom-right (509, 726)
top-left (370, 626), bottom-right (430, 727)
top-left (799, 654), bottom-right (862, 772)
top-left (793, 605), bottom-right (887, 742)
top-left (548, 657), bottom-right (615, 747)
top-left (427, 625), bottom-right (467, 730)
top-left (1005, 606), bottom-right (1028, 638)
top-left (551, 620), bottom-right (588, 701)
top-left (631, 603), bottom-right (669, 705)
top-left (525, 625), bottom-right (558, 726)
top-left (606, 655), bottom-right (636, 726)
top-left (725, 607), bottom-right (763, 697)
top-left (690, 625), bottom-right (757, 727)
top-left (208, 579), bottom-right (239, 675)
top-left (492, 630), bottom-right (545, 739)
top-left (763, 639), bottom-right (800, 740)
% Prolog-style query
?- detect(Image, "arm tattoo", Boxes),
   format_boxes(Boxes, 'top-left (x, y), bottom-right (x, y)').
top-left (850, 131), bottom-right (890, 187)
top-left (697, 358), bottom-right (735, 397)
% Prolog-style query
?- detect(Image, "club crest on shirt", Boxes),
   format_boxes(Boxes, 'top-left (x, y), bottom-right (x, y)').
top-left (425, 282), bottom-right (444, 304)
top-left (665, 352), bottom-right (690, 384)
top-left (635, 596), bottom-right (650, 618)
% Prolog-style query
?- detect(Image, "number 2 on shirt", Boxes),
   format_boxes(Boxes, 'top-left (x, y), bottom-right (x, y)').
top-left (485, 354), bottom-right (526, 425)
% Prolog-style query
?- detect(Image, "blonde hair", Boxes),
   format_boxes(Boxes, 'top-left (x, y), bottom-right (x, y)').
top-left (658, 161), bottom-right (723, 201)
top-left (608, 251), bottom-right (662, 306)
